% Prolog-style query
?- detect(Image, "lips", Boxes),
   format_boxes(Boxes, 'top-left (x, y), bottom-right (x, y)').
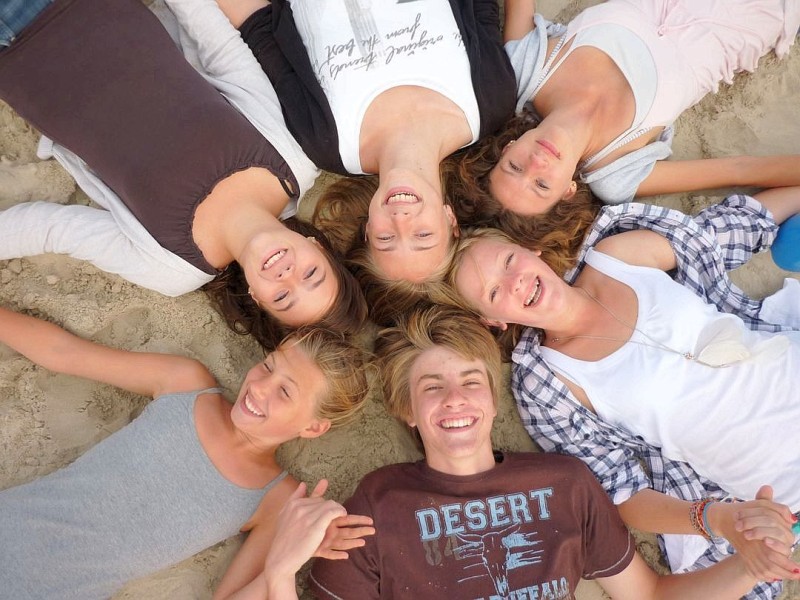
top-left (537, 140), bottom-right (560, 159)
top-left (439, 416), bottom-right (477, 430)
top-left (262, 249), bottom-right (286, 270)
top-left (242, 392), bottom-right (265, 418)
top-left (384, 188), bottom-right (421, 205)
top-left (524, 277), bottom-right (542, 307)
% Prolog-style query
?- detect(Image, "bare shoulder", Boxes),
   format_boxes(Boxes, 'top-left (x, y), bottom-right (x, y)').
top-left (593, 230), bottom-right (676, 271)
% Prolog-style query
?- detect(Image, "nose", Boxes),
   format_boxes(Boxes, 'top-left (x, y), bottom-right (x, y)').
top-left (444, 386), bottom-right (467, 407)
top-left (508, 271), bottom-right (524, 294)
top-left (275, 262), bottom-right (294, 280)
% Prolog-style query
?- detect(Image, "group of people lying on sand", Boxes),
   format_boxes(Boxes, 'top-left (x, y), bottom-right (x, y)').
top-left (1, 0), bottom-right (799, 598)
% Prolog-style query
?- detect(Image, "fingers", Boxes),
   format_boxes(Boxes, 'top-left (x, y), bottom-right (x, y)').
top-left (314, 548), bottom-right (351, 561)
top-left (736, 515), bottom-right (796, 546)
top-left (289, 480), bottom-right (308, 501)
top-left (310, 478), bottom-right (329, 499)
top-left (755, 485), bottom-right (774, 502)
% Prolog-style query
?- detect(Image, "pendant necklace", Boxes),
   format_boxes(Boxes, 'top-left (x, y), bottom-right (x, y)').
top-left (549, 287), bottom-right (706, 365)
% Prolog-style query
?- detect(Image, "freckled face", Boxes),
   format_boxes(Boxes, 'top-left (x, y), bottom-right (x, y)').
top-left (231, 343), bottom-right (329, 447)
top-left (454, 238), bottom-right (567, 330)
top-left (407, 346), bottom-right (496, 474)
top-left (489, 129), bottom-right (578, 216)
top-left (239, 230), bottom-right (338, 327)
top-left (365, 170), bottom-right (458, 283)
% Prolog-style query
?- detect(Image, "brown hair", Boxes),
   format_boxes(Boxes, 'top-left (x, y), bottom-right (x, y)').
top-left (313, 176), bottom-right (461, 326)
top-left (283, 326), bottom-right (370, 428)
top-left (203, 217), bottom-right (368, 351)
top-left (444, 111), bottom-right (602, 276)
top-left (446, 228), bottom-right (534, 360)
top-left (374, 303), bottom-right (502, 424)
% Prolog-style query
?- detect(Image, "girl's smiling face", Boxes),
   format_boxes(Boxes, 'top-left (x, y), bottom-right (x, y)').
top-left (240, 229), bottom-right (337, 327)
top-left (231, 343), bottom-right (330, 448)
top-left (454, 238), bottom-right (567, 330)
top-left (489, 129), bottom-right (578, 216)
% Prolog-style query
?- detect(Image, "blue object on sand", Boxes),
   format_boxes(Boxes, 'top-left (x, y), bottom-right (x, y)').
top-left (772, 214), bottom-right (800, 272)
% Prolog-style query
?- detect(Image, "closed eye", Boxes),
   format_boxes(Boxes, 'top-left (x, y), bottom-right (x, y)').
top-left (274, 290), bottom-right (289, 303)
top-left (535, 179), bottom-right (549, 191)
top-left (416, 232), bottom-right (432, 238)
top-left (504, 253), bottom-right (514, 269)
top-left (303, 266), bottom-right (317, 280)
top-left (509, 161), bottom-right (522, 173)
top-left (489, 286), bottom-right (498, 303)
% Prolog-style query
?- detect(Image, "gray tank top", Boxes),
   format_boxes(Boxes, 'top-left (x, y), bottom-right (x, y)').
top-left (0, 389), bottom-right (288, 599)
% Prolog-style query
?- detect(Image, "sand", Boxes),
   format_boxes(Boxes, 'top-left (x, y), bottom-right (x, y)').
top-left (0, 0), bottom-right (798, 598)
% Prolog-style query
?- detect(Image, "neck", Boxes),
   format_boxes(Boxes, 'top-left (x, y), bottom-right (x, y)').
top-left (536, 106), bottom-right (599, 166)
top-left (541, 285), bottom-right (605, 344)
top-left (192, 168), bottom-right (290, 268)
top-left (427, 446), bottom-right (497, 477)
top-left (360, 88), bottom-right (472, 173)
top-left (212, 203), bottom-right (284, 268)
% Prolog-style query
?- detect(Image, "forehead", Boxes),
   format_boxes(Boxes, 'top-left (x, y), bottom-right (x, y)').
top-left (456, 238), bottom-right (507, 291)
top-left (278, 274), bottom-right (338, 327)
top-left (409, 345), bottom-right (488, 384)
top-left (273, 343), bottom-right (328, 398)
top-left (370, 243), bottom-right (450, 282)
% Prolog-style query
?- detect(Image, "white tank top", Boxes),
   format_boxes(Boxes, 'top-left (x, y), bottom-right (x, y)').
top-left (542, 249), bottom-right (800, 509)
top-left (290, 0), bottom-right (480, 174)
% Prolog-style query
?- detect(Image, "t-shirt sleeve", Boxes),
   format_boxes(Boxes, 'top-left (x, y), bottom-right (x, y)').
top-left (309, 485), bottom-right (381, 599)
top-left (575, 463), bottom-right (636, 579)
top-left (581, 132), bottom-right (674, 204)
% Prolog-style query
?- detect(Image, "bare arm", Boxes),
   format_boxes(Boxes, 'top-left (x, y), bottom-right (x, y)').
top-left (598, 551), bottom-right (757, 600)
top-left (503, 0), bottom-right (537, 42)
top-left (593, 230), bottom-right (677, 271)
top-left (214, 479), bottom-right (375, 600)
top-left (752, 185), bottom-right (800, 224)
top-left (636, 155), bottom-right (800, 199)
top-left (214, 0), bottom-right (267, 29)
top-left (0, 306), bottom-right (215, 398)
top-left (618, 488), bottom-right (799, 582)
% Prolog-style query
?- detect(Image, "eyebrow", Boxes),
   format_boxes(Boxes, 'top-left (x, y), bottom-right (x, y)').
top-left (274, 270), bottom-right (327, 312)
top-left (274, 353), bottom-right (300, 389)
top-left (418, 368), bottom-right (484, 381)
top-left (375, 245), bottom-right (436, 252)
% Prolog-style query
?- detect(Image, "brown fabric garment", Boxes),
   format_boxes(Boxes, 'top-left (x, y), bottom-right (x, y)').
top-left (311, 453), bottom-right (635, 599)
top-left (0, 0), bottom-right (295, 273)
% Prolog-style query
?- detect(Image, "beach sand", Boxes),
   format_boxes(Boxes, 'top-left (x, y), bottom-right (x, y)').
top-left (0, 0), bottom-right (798, 598)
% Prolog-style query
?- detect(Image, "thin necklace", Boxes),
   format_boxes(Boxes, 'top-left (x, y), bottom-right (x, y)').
top-left (549, 287), bottom-right (698, 361)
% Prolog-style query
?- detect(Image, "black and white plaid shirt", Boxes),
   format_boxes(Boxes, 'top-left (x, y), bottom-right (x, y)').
top-left (512, 195), bottom-right (796, 599)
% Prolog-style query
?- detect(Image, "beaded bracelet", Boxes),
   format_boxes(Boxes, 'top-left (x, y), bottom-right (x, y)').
top-left (689, 498), bottom-right (717, 540)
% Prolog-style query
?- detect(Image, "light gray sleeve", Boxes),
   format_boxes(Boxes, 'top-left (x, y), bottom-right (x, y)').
top-left (580, 132), bottom-right (674, 204)
top-left (504, 13), bottom-right (567, 113)
top-left (0, 202), bottom-right (213, 296)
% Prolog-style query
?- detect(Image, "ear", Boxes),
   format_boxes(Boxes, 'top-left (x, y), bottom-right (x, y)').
top-left (501, 140), bottom-right (516, 155)
top-left (561, 180), bottom-right (578, 201)
top-left (299, 418), bottom-right (331, 439)
top-left (444, 204), bottom-right (459, 233)
top-left (480, 317), bottom-right (508, 331)
top-left (307, 236), bottom-right (319, 244)
top-left (534, 249), bottom-right (542, 257)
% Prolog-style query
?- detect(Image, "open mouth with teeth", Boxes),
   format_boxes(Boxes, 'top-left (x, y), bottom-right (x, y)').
top-left (439, 416), bottom-right (478, 430)
top-left (262, 249), bottom-right (286, 270)
top-left (524, 277), bottom-right (542, 307)
top-left (385, 191), bottom-right (421, 205)
top-left (242, 393), bottom-right (265, 418)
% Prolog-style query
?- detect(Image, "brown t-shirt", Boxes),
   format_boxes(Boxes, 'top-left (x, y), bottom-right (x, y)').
top-left (0, 0), bottom-right (295, 274)
top-left (310, 453), bottom-right (634, 599)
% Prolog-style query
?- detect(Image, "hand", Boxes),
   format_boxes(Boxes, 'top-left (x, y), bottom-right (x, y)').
top-left (315, 512), bottom-right (375, 560)
top-left (710, 486), bottom-right (800, 582)
top-left (262, 480), bottom-right (348, 580)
